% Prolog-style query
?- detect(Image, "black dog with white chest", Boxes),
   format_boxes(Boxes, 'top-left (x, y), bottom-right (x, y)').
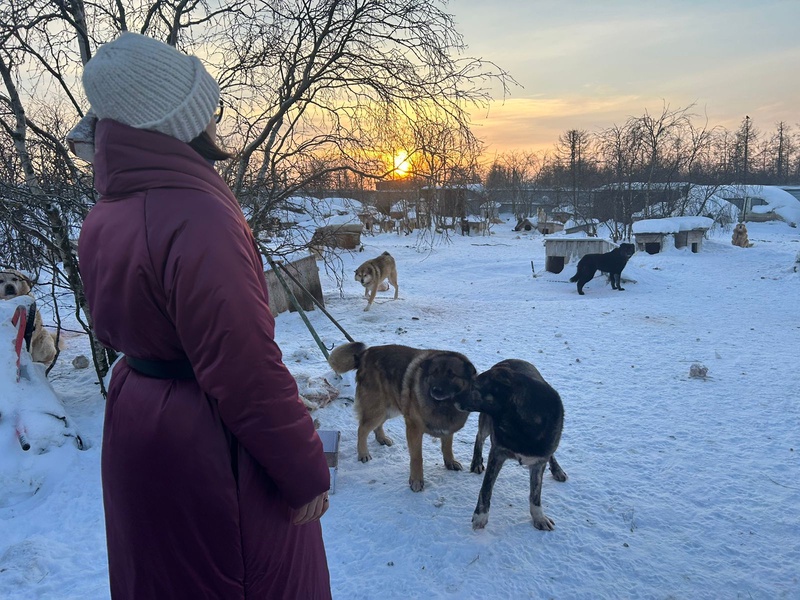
top-left (456, 359), bottom-right (566, 531)
top-left (570, 242), bottom-right (635, 295)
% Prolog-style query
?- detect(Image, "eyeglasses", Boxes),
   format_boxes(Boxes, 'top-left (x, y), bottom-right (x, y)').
top-left (214, 99), bottom-right (224, 124)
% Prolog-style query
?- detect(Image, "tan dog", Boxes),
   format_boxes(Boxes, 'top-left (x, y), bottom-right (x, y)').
top-left (732, 222), bottom-right (752, 248)
top-left (0, 269), bottom-right (57, 365)
top-left (354, 251), bottom-right (398, 311)
top-left (328, 342), bottom-right (476, 492)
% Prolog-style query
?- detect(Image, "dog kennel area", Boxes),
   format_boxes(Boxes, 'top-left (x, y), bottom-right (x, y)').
top-left (543, 237), bottom-right (616, 273)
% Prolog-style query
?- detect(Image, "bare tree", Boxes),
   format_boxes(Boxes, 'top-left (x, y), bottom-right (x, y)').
top-left (595, 120), bottom-right (645, 240)
top-left (730, 116), bottom-right (758, 181)
top-left (1, 0), bottom-right (512, 386)
top-left (209, 0), bottom-right (511, 241)
top-left (555, 129), bottom-right (591, 219)
top-left (631, 104), bottom-right (700, 217)
top-left (483, 150), bottom-right (542, 220)
top-left (0, 0), bottom-right (112, 383)
top-left (766, 121), bottom-right (793, 184)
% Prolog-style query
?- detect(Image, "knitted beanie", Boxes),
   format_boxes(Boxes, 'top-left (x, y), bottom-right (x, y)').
top-left (82, 32), bottom-right (219, 143)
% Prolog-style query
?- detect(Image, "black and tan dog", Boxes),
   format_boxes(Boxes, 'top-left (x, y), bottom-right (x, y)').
top-left (328, 341), bottom-right (476, 492)
top-left (570, 242), bottom-right (635, 295)
top-left (0, 269), bottom-right (57, 365)
top-left (354, 251), bottom-right (398, 311)
top-left (456, 359), bottom-right (565, 530)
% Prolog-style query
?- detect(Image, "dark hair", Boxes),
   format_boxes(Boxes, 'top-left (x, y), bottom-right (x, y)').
top-left (188, 130), bottom-right (233, 161)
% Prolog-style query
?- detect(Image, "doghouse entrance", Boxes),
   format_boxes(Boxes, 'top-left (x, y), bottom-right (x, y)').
top-left (691, 242), bottom-right (698, 253)
top-left (546, 256), bottom-right (565, 274)
top-left (645, 242), bottom-right (661, 255)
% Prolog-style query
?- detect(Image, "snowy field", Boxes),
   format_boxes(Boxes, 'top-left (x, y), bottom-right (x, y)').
top-left (1, 218), bottom-right (799, 599)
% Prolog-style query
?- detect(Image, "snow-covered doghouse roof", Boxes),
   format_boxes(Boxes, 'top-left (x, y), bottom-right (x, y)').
top-left (632, 216), bottom-right (714, 234)
top-left (731, 186), bottom-right (800, 226)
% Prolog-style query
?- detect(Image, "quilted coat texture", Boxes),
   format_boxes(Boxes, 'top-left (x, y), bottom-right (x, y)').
top-left (78, 120), bottom-right (331, 599)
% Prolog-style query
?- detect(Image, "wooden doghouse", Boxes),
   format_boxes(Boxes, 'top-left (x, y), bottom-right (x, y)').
top-left (536, 220), bottom-right (565, 235)
top-left (632, 217), bottom-right (713, 255)
top-left (264, 255), bottom-right (324, 316)
top-left (309, 223), bottom-right (363, 255)
top-left (460, 218), bottom-right (487, 236)
top-left (514, 218), bottom-right (534, 232)
top-left (544, 237), bottom-right (615, 274)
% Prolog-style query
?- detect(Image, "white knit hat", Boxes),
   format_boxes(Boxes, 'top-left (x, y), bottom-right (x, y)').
top-left (82, 32), bottom-right (219, 143)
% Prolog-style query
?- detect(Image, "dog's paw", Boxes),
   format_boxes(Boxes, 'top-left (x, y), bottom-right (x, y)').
top-left (445, 459), bottom-right (463, 471)
top-left (472, 512), bottom-right (488, 530)
top-left (549, 461), bottom-right (568, 482)
top-left (376, 435), bottom-right (393, 447)
top-left (358, 453), bottom-right (372, 463)
top-left (409, 478), bottom-right (424, 492)
top-left (531, 506), bottom-right (555, 531)
top-left (532, 515), bottom-right (555, 531)
top-left (470, 461), bottom-right (485, 474)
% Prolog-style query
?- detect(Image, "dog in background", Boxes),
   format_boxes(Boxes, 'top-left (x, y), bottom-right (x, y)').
top-left (354, 251), bottom-right (398, 311)
top-left (570, 242), bottom-right (635, 295)
top-left (328, 341), bottom-right (476, 492)
top-left (0, 269), bottom-right (58, 365)
top-left (456, 359), bottom-right (565, 530)
top-left (731, 223), bottom-right (753, 248)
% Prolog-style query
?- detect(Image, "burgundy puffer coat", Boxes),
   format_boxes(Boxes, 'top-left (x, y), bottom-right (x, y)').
top-left (78, 120), bottom-right (331, 599)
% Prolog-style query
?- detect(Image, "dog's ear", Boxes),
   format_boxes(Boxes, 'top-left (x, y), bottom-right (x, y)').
top-left (20, 272), bottom-right (35, 287)
top-left (465, 359), bottom-right (477, 379)
top-left (490, 365), bottom-right (515, 387)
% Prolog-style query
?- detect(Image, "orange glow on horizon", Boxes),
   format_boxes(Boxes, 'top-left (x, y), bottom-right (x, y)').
top-left (393, 151), bottom-right (411, 178)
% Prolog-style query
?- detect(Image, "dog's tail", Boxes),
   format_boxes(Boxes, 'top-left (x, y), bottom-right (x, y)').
top-left (328, 341), bottom-right (368, 374)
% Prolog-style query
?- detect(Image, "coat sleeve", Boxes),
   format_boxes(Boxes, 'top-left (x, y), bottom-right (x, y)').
top-left (152, 191), bottom-right (329, 509)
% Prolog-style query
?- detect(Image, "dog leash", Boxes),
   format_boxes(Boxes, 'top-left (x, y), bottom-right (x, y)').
top-left (274, 261), bottom-right (355, 344)
top-left (23, 301), bottom-right (36, 352)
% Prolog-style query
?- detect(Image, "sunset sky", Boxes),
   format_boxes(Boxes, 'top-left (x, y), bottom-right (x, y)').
top-left (450, 0), bottom-right (800, 155)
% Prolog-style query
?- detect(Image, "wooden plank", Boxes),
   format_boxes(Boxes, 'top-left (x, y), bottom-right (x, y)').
top-left (264, 255), bottom-right (324, 316)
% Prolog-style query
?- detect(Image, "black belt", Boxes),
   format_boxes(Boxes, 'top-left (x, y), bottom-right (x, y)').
top-left (125, 356), bottom-right (195, 380)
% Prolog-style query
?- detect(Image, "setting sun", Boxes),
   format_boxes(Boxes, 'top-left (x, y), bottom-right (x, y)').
top-left (393, 151), bottom-right (411, 178)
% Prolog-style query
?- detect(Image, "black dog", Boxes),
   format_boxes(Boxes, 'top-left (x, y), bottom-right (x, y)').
top-left (456, 359), bottom-right (566, 530)
top-left (570, 242), bottom-right (635, 295)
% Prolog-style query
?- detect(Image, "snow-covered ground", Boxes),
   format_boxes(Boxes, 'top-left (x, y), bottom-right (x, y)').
top-left (1, 218), bottom-right (799, 599)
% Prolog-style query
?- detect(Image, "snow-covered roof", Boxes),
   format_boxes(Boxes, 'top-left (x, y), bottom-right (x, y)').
top-left (421, 183), bottom-right (484, 192)
top-left (596, 181), bottom-right (690, 191)
top-left (737, 186), bottom-right (800, 226)
top-left (684, 185), bottom-right (800, 227)
top-left (632, 216), bottom-right (714, 234)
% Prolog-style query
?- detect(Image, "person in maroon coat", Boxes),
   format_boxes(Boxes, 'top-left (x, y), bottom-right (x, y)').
top-left (73, 32), bottom-right (332, 599)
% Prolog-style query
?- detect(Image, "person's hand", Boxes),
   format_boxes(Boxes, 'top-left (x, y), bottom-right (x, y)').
top-left (291, 491), bottom-right (329, 525)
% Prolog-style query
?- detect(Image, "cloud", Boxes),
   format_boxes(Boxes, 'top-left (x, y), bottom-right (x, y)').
top-left (453, 0), bottom-right (800, 153)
